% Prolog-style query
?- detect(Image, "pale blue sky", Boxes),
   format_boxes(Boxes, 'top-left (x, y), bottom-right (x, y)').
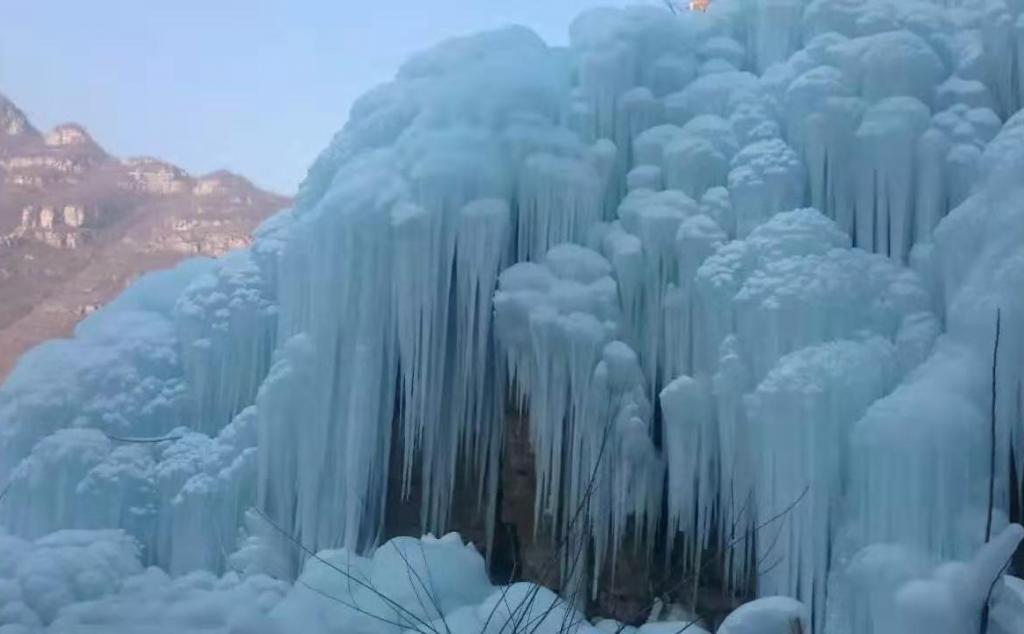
top-left (0, 1), bottom-right (644, 195)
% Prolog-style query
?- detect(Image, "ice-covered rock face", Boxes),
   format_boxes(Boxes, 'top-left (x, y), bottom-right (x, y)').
top-left (2, 0), bottom-right (1024, 632)
top-left (494, 246), bottom-right (660, 591)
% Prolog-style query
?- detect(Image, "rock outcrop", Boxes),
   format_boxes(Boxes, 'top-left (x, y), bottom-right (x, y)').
top-left (0, 92), bottom-right (289, 379)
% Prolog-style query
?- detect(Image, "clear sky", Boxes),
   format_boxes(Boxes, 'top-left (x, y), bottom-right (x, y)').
top-left (0, 1), bottom-right (643, 195)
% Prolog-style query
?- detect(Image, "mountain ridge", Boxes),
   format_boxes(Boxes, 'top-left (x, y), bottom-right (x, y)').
top-left (0, 91), bottom-right (290, 379)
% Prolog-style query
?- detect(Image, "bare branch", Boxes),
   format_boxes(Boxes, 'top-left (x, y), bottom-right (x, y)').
top-left (986, 308), bottom-right (1002, 544)
top-left (390, 540), bottom-right (452, 634)
top-left (104, 432), bottom-right (183, 444)
top-left (296, 576), bottom-right (432, 632)
top-left (483, 409), bottom-right (618, 634)
top-left (251, 507), bottom-right (440, 634)
top-left (612, 484), bottom-right (810, 633)
top-left (981, 307), bottom-right (1003, 634)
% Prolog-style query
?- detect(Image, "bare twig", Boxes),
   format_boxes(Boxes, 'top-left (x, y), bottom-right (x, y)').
top-left (980, 549), bottom-right (1016, 634)
top-left (668, 489), bottom-right (809, 634)
top-left (981, 308), bottom-right (1003, 634)
top-left (480, 556), bottom-right (520, 634)
top-left (615, 484), bottom-right (810, 634)
top-left (296, 576), bottom-right (430, 632)
top-left (756, 520), bottom-right (787, 569)
top-left (483, 409), bottom-right (618, 634)
top-left (986, 309), bottom-right (1002, 544)
top-left (104, 432), bottom-right (183, 444)
top-left (251, 507), bottom-right (440, 634)
top-left (391, 540), bottom-right (452, 634)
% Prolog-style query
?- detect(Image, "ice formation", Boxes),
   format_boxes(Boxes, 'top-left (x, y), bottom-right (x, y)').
top-left (2, 0), bottom-right (1024, 632)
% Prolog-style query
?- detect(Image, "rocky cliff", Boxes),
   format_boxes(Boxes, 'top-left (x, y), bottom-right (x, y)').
top-left (0, 93), bottom-right (289, 379)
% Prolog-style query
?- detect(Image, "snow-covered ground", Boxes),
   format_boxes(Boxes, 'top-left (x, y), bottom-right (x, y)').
top-left (2, 0), bottom-right (1024, 632)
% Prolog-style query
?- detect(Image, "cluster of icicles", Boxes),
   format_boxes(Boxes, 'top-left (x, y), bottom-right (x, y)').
top-left (1, 1), bottom-right (1023, 632)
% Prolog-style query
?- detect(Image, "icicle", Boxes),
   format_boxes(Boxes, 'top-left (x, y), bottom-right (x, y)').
top-left (516, 154), bottom-right (605, 262)
top-left (660, 375), bottom-right (716, 569)
top-left (174, 252), bottom-right (277, 435)
top-left (646, 53), bottom-right (699, 98)
top-left (936, 76), bottom-right (996, 112)
top-left (256, 334), bottom-right (316, 563)
top-left (264, 151), bottom-right (403, 557)
top-left (664, 214), bottom-right (726, 379)
top-left (852, 98), bottom-right (931, 261)
top-left (453, 197), bottom-right (510, 473)
top-left (701, 186), bottom-right (736, 239)
top-left (571, 39), bottom-right (637, 142)
top-left (982, 4), bottom-right (1024, 118)
top-left (832, 31), bottom-right (945, 108)
top-left (663, 115), bottom-right (739, 199)
top-left (848, 343), bottom-right (988, 564)
top-left (712, 335), bottom-right (755, 592)
top-left (494, 244), bottom-right (659, 596)
top-left (700, 37), bottom-right (746, 71)
top-left (634, 124), bottom-right (683, 167)
top-left (728, 138), bottom-right (805, 237)
top-left (167, 419), bottom-right (258, 575)
top-left (746, 338), bottom-right (899, 633)
top-left (664, 72), bottom-right (761, 124)
top-left (893, 525), bottom-right (1024, 634)
top-left (693, 208), bottom-right (850, 378)
top-left (689, 208), bottom-right (937, 611)
top-left (627, 165), bottom-right (664, 192)
top-left (589, 138), bottom-right (621, 219)
top-left (749, 0), bottom-right (805, 73)
top-left (1, 429), bottom-right (113, 539)
top-left (569, 5), bottom-right (702, 141)
top-left (613, 88), bottom-right (665, 195)
top-left (614, 189), bottom-right (701, 388)
top-left (782, 65), bottom-right (863, 233)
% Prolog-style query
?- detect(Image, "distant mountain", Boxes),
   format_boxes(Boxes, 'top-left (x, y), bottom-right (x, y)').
top-left (0, 93), bottom-right (290, 379)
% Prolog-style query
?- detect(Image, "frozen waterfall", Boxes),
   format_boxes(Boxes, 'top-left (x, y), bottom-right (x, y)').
top-left (1, 0), bottom-right (1024, 632)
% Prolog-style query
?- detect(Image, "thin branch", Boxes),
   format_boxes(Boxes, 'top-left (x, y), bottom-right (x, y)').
top-left (756, 553), bottom-right (787, 578)
top-left (524, 410), bottom-right (622, 633)
top-left (730, 489), bottom-right (754, 536)
top-left (480, 556), bottom-right (520, 634)
top-left (615, 484), bottom-right (810, 633)
top-left (251, 507), bottom-right (440, 634)
top-left (484, 410), bottom-right (618, 634)
top-left (104, 432), bottom-right (183, 444)
top-left (980, 550), bottom-right (1015, 634)
top-left (986, 308), bottom-right (1002, 544)
top-left (391, 540), bottom-right (452, 634)
top-left (222, 513), bottom-right (426, 633)
top-left (397, 545), bottom-right (442, 628)
top-left (982, 307), bottom-right (1003, 634)
top-left (417, 540), bottom-right (453, 634)
top-left (756, 520), bottom-right (787, 569)
top-left (296, 576), bottom-right (431, 632)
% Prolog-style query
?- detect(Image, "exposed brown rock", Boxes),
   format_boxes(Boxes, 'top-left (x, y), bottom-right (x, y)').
top-left (0, 92), bottom-right (289, 380)
top-left (378, 404), bottom-right (704, 625)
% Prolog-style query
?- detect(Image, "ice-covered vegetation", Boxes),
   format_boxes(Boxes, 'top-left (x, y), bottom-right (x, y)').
top-left (2, 0), bottom-right (1024, 631)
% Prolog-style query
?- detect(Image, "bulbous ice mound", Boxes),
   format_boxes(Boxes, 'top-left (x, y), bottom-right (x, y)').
top-left (2, 0), bottom-right (1024, 632)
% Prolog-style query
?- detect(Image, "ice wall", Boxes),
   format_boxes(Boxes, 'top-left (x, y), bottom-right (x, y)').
top-left (1, 0), bottom-right (1023, 632)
